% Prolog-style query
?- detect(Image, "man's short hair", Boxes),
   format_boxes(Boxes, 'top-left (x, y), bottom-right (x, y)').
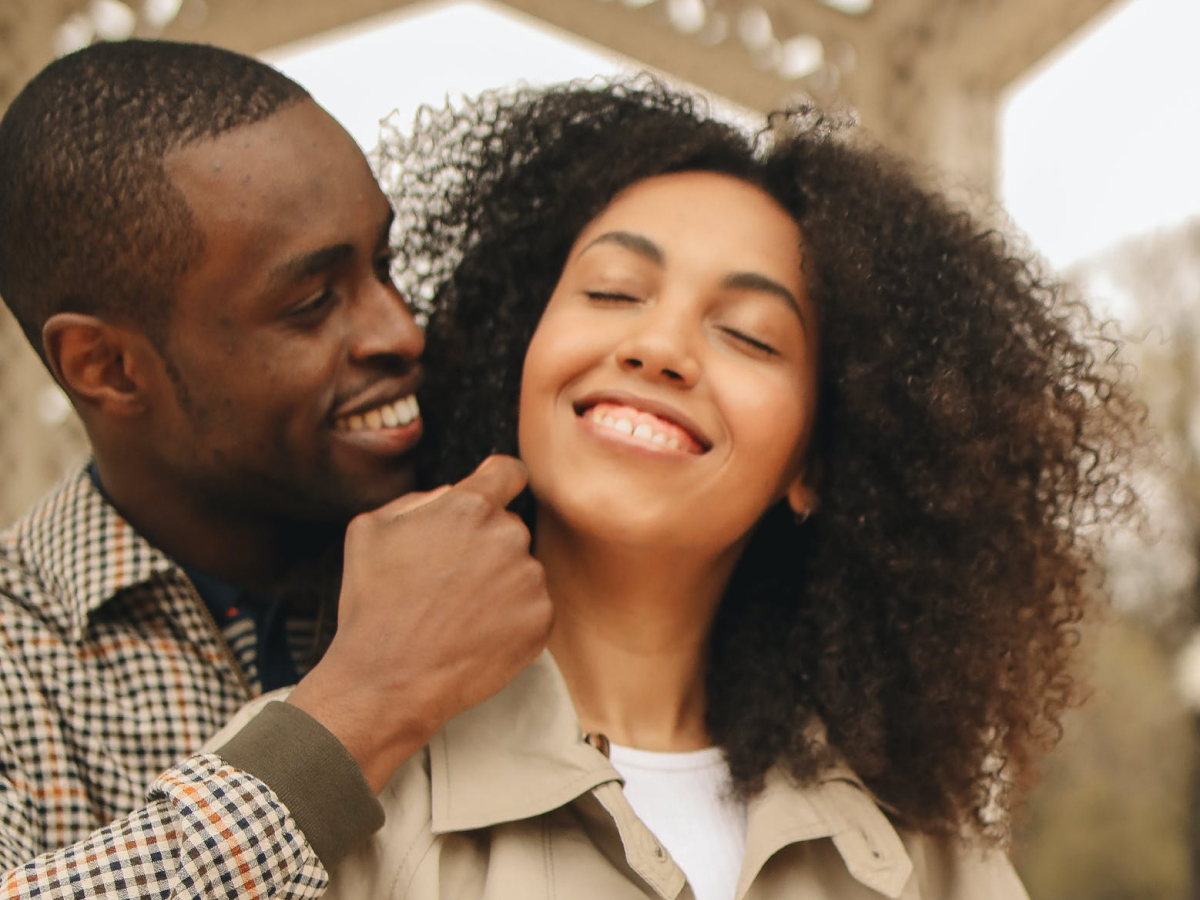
top-left (0, 40), bottom-right (310, 362)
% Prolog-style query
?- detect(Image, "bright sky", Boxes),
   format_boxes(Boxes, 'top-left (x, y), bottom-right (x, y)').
top-left (1001, 0), bottom-right (1200, 268)
top-left (266, 0), bottom-right (1200, 271)
top-left (263, 1), bottom-right (627, 149)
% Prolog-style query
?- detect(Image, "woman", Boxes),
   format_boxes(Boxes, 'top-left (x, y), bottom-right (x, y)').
top-left (215, 80), bottom-right (1141, 898)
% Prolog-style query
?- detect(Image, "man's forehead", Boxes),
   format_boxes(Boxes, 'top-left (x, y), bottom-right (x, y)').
top-left (163, 100), bottom-right (362, 187)
top-left (159, 100), bottom-right (391, 309)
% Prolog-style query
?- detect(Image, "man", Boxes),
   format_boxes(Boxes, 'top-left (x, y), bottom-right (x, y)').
top-left (0, 39), bottom-right (552, 898)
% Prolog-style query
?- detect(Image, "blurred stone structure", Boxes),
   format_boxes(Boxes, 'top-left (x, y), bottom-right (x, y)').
top-left (0, 308), bottom-right (87, 522)
top-left (0, 0), bottom-right (1119, 526)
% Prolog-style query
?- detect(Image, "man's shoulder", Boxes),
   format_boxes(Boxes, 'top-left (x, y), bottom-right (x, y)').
top-left (0, 469), bottom-right (90, 615)
top-left (0, 465), bottom-right (177, 637)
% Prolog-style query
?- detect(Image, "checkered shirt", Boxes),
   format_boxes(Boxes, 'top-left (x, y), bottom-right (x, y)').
top-left (0, 467), bottom-right (329, 898)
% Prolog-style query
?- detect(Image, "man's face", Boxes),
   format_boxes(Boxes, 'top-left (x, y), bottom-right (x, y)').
top-left (151, 100), bottom-right (425, 524)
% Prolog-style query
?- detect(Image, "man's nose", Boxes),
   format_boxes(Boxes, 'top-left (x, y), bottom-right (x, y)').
top-left (348, 277), bottom-right (425, 364)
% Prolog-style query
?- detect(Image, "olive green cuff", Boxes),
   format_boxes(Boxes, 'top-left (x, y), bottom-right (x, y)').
top-left (216, 700), bottom-right (385, 868)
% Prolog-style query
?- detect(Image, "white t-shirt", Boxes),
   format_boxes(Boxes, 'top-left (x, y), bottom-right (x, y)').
top-left (608, 743), bottom-right (748, 900)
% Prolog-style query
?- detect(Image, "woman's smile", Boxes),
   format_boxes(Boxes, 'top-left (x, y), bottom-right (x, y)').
top-left (518, 171), bottom-right (818, 551)
top-left (576, 398), bottom-right (709, 455)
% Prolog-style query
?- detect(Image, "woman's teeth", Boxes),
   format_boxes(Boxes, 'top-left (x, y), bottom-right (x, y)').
top-left (584, 403), bottom-right (701, 453)
top-left (338, 395), bottom-right (420, 432)
top-left (600, 413), bottom-right (681, 449)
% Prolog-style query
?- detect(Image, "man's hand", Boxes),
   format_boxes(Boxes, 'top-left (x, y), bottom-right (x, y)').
top-left (287, 455), bottom-right (552, 792)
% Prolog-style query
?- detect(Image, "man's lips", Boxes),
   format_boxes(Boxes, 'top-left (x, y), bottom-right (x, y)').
top-left (331, 393), bottom-right (423, 458)
top-left (575, 399), bottom-right (709, 454)
top-left (334, 394), bottom-right (420, 432)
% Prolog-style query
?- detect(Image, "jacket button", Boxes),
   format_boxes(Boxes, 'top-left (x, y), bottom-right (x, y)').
top-left (653, 844), bottom-right (666, 860)
top-left (583, 732), bottom-right (611, 758)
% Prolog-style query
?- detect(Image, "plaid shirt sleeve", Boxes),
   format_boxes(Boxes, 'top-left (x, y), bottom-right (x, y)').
top-left (0, 470), bottom-right (384, 899)
top-left (1, 753), bottom-right (329, 899)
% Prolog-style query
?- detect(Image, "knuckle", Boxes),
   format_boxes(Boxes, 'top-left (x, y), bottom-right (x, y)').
top-left (525, 560), bottom-right (548, 592)
top-left (453, 490), bottom-right (492, 523)
top-left (502, 511), bottom-right (532, 538)
top-left (343, 512), bottom-right (375, 542)
top-left (500, 530), bottom-right (533, 558)
top-left (487, 454), bottom-right (524, 482)
top-left (494, 514), bottom-right (531, 550)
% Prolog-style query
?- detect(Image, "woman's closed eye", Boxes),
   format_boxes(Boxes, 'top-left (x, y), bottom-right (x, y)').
top-left (585, 289), bottom-right (642, 303)
top-left (719, 325), bottom-right (779, 356)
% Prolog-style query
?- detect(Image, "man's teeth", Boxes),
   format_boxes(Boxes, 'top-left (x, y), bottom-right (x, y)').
top-left (339, 396), bottom-right (420, 432)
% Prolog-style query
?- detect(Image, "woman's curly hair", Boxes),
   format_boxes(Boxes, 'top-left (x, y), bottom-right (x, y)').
top-left (376, 79), bottom-right (1143, 842)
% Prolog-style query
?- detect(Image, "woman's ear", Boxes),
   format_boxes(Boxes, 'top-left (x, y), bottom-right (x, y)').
top-left (785, 477), bottom-right (818, 523)
top-left (785, 455), bottom-right (821, 523)
top-left (42, 313), bottom-right (150, 417)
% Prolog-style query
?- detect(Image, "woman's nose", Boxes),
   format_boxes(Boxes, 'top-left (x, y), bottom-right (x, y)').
top-left (614, 313), bottom-right (700, 387)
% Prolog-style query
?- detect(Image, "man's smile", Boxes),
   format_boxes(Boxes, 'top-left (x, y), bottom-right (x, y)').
top-left (335, 394), bottom-right (420, 432)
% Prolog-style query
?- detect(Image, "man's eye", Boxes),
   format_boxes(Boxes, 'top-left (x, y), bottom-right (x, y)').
top-left (720, 326), bottom-right (779, 356)
top-left (291, 289), bottom-right (335, 318)
top-left (374, 253), bottom-right (398, 284)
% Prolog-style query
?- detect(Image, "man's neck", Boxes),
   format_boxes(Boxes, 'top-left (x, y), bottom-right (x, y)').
top-left (91, 457), bottom-right (344, 594)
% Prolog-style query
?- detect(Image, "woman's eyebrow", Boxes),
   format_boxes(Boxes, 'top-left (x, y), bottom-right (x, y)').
top-left (578, 230), bottom-right (664, 265)
top-left (723, 271), bottom-right (807, 327)
top-left (578, 231), bottom-right (806, 328)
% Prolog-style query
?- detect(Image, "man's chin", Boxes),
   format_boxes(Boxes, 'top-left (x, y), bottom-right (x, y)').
top-left (331, 465), bottom-right (418, 517)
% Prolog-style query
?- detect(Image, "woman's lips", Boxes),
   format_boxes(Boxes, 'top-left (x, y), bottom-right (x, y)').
top-left (578, 401), bottom-right (705, 454)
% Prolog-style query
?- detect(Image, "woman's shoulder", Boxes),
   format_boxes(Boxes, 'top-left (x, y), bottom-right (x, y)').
top-left (790, 760), bottom-right (1029, 900)
top-left (324, 749), bottom-right (437, 898)
top-left (898, 830), bottom-right (1030, 900)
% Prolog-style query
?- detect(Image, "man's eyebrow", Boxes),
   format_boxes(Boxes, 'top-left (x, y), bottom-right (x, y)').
top-left (269, 244), bottom-right (354, 287)
top-left (269, 209), bottom-right (395, 288)
top-left (578, 230), bottom-right (664, 265)
top-left (723, 271), bottom-right (807, 328)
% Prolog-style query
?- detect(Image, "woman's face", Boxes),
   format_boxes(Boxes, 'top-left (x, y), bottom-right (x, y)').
top-left (518, 171), bottom-right (819, 554)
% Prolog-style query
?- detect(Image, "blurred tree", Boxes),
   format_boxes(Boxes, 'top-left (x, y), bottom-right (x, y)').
top-left (1015, 218), bottom-right (1200, 899)
top-left (1014, 617), bottom-right (1194, 900)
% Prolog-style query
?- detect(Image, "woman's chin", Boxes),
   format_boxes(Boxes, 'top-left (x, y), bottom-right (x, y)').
top-left (537, 505), bottom-right (746, 560)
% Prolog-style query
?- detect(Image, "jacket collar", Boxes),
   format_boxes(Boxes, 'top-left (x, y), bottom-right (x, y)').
top-left (429, 651), bottom-right (619, 833)
top-left (740, 767), bottom-right (914, 897)
top-left (429, 651), bottom-right (914, 898)
top-left (8, 464), bottom-right (181, 643)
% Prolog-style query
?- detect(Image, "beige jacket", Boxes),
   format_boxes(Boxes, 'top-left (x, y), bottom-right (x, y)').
top-left (212, 653), bottom-right (1030, 900)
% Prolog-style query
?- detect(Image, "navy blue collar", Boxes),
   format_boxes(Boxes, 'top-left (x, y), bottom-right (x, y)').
top-left (86, 461), bottom-right (299, 690)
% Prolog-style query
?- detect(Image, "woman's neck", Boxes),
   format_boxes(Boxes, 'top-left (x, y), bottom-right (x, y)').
top-left (535, 514), bottom-right (744, 752)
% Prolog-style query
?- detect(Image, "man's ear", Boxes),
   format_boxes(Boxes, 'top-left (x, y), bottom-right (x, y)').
top-left (42, 313), bottom-right (152, 416)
